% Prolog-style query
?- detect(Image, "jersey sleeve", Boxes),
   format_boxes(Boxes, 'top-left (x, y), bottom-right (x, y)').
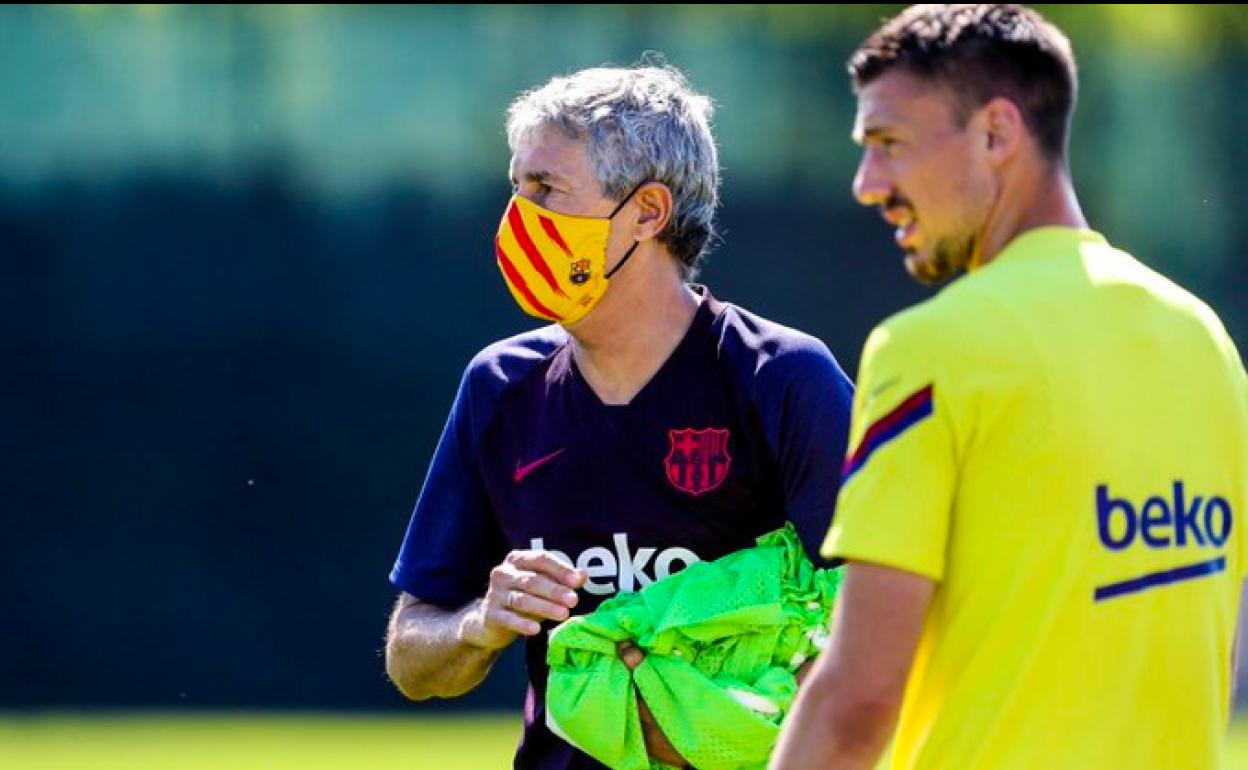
top-left (754, 338), bottom-right (855, 566)
top-left (389, 362), bottom-right (507, 609)
top-left (821, 315), bottom-right (962, 581)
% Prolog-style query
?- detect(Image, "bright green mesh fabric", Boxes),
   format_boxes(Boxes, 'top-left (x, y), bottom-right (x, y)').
top-left (546, 524), bottom-right (843, 770)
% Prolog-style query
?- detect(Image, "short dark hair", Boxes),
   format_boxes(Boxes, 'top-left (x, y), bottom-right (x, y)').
top-left (849, 4), bottom-right (1078, 161)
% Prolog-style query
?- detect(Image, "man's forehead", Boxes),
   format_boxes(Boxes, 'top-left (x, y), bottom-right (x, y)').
top-left (509, 128), bottom-right (588, 184)
top-left (854, 70), bottom-right (955, 136)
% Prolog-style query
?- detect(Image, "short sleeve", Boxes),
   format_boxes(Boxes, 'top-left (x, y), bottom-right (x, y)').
top-left (389, 364), bottom-right (507, 609)
top-left (821, 318), bottom-right (960, 581)
top-left (756, 341), bottom-right (854, 566)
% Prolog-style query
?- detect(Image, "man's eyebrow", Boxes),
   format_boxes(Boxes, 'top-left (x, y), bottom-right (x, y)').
top-left (509, 169), bottom-right (572, 187)
top-left (855, 125), bottom-right (892, 144)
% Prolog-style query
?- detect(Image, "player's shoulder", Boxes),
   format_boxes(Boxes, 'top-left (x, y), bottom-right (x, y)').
top-left (858, 277), bottom-right (1039, 399)
top-left (1073, 236), bottom-right (1240, 369)
top-left (712, 296), bottom-right (843, 380)
top-left (463, 324), bottom-right (568, 396)
top-left (866, 285), bottom-right (982, 357)
top-left (1112, 246), bottom-right (1234, 343)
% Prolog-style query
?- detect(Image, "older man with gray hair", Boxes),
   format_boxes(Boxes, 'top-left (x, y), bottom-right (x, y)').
top-left (384, 62), bottom-right (854, 770)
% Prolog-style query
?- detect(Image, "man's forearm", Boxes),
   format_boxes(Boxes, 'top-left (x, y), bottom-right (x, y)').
top-left (770, 562), bottom-right (931, 770)
top-left (770, 670), bottom-right (896, 770)
top-left (385, 597), bottom-right (500, 701)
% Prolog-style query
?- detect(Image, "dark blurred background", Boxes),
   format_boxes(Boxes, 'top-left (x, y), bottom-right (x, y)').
top-left (3, 4), bottom-right (1247, 715)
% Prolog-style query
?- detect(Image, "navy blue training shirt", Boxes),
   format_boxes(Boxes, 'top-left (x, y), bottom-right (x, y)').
top-left (390, 286), bottom-right (853, 770)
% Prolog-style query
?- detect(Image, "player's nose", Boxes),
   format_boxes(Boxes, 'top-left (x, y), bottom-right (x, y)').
top-left (853, 149), bottom-right (891, 207)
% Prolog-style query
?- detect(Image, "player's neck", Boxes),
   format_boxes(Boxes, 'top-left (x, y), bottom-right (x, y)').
top-left (974, 164), bottom-right (1088, 269)
top-left (567, 254), bottom-right (699, 406)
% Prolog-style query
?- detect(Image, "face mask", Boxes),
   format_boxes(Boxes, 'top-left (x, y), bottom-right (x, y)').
top-left (493, 184), bottom-right (643, 326)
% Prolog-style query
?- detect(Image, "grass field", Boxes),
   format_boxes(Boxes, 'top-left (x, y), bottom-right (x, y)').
top-left (5, 713), bottom-right (1248, 768)
top-left (0, 714), bottom-right (520, 770)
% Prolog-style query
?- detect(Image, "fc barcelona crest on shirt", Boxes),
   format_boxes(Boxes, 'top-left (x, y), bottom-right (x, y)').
top-left (664, 428), bottom-right (731, 496)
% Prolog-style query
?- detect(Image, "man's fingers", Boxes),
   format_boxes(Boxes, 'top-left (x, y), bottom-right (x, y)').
top-left (506, 550), bottom-right (586, 589)
top-left (475, 549), bottom-right (591, 643)
top-left (504, 589), bottom-right (571, 622)
top-left (491, 561), bottom-right (580, 610)
top-left (485, 603), bottom-right (542, 636)
top-left (512, 571), bottom-right (580, 609)
top-left (617, 642), bottom-right (645, 671)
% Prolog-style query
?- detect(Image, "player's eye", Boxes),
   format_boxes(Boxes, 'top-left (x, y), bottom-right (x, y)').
top-left (871, 136), bottom-right (893, 151)
top-left (510, 180), bottom-right (554, 199)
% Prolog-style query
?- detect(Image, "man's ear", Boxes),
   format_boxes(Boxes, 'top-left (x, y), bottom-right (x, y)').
top-left (632, 182), bottom-right (673, 241)
top-left (977, 97), bottom-right (1025, 167)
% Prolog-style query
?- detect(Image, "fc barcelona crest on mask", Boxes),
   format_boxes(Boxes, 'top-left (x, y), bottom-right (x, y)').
top-left (664, 428), bottom-right (731, 496)
top-left (570, 258), bottom-right (591, 285)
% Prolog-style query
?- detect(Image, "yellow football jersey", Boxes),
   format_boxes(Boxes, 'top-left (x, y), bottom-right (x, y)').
top-left (824, 228), bottom-right (1248, 770)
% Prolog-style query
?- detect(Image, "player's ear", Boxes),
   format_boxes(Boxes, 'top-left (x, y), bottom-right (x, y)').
top-left (632, 182), bottom-right (673, 242)
top-left (976, 97), bottom-right (1025, 167)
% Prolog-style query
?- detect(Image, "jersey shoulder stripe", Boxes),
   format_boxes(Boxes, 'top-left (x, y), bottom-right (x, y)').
top-left (842, 384), bottom-right (933, 481)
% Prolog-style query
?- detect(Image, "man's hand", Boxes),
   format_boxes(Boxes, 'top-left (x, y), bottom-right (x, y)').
top-left (618, 642), bottom-right (689, 768)
top-left (458, 550), bottom-right (586, 651)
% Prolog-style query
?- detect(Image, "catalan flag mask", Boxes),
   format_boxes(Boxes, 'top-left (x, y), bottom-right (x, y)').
top-left (494, 185), bottom-right (643, 327)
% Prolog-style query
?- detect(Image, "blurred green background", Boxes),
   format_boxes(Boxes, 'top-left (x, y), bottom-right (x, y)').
top-left (3, 4), bottom-right (1247, 767)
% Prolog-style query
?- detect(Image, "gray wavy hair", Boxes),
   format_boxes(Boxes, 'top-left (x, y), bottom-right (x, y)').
top-left (505, 64), bottom-right (720, 279)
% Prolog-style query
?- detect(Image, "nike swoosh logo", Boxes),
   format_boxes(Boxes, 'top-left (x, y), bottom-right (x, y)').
top-left (514, 448), bottom-right (566, 483)
top-left (869, 376), bottom-right (900, 399)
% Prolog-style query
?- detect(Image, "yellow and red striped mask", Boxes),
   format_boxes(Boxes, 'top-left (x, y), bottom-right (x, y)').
top-left (494, 186), bottom-right (642, 327)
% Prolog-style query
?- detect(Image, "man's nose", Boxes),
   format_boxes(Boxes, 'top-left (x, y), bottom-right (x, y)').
top-left (852, 150), bottom-right (890, 207)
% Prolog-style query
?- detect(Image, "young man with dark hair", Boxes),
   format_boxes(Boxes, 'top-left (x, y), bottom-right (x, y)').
top-left (771, 5), bottom-right (1248, 770)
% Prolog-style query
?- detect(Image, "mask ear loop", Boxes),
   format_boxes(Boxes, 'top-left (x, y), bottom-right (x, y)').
top-left (605, 241), bottom-right (640, 280)
top-left (604, 181), bottom-right (650, 279)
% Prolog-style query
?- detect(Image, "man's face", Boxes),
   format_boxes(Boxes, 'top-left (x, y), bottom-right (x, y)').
top-left (851, 69), bottom-right (996, 284)
top-left (507, 126), bottom-right (635, 268)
